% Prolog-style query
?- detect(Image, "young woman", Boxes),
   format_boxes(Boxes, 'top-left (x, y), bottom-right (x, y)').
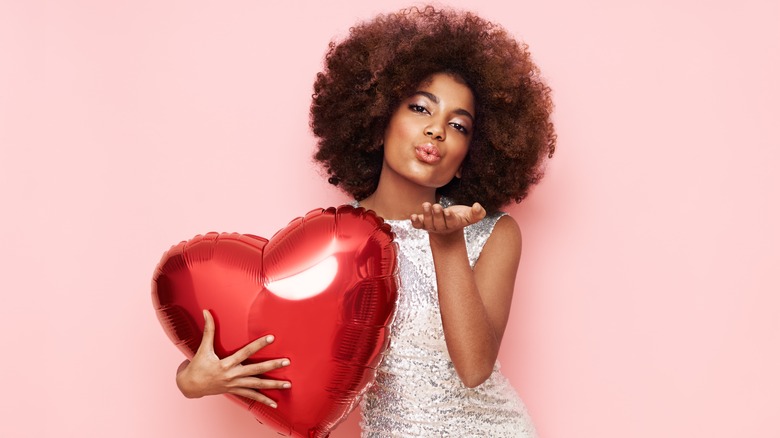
top-left (176, 6), bottom-right (555, 437)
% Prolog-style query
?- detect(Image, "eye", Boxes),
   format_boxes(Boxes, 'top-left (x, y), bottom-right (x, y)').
top-left (408, 104), bottom-right (429, 114)
top-left (450, 122), bottom-right (470, 135)
top-left (264, 255), bottom-right (338, 300)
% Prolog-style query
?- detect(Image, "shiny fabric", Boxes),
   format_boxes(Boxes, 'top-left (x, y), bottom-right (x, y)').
top-left (354, 201), bottom-right (537, 437)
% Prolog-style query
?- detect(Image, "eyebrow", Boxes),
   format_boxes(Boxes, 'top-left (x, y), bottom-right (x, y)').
top-left (413, 91), bottom-right (475, 122)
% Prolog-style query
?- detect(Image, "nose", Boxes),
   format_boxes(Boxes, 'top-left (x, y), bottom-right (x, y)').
top-left (425, 121), bottom-right (445, 141)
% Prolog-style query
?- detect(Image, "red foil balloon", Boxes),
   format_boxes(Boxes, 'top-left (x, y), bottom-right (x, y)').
top-left (152, 205), bottom-right (398, 437)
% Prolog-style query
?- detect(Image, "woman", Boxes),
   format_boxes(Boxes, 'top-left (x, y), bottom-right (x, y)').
top-left (177, 6), bottom-right (555, 437)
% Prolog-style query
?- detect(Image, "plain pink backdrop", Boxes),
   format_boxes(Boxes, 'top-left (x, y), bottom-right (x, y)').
top-left (1, 0), bottom-right (778, 437)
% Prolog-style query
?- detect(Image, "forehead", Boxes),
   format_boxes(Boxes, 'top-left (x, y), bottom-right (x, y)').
top-left (416, 73), bottom-right (475, 113)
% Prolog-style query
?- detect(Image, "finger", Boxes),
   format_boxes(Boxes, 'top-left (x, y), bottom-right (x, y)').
top-left (233, 376), bottom-right (292, 390)
top-left (225, 335), bottom-right (275, 367)
top-left (422, 202), bottom-right (434, 230)
top-left (229, 387), bottom-right (279, 409)
top-left (453, 207), bottom-right (471, 226)
top-left (410, 214), bottom-right (424, 229)
top-left (443, 207), bottom-right (456, 227)
top-left (431, 204), bottom-right (447, 230)
top-left (199, 309), bottom-right (216, 354)
top-left (471, 202), bottom-right (486, 222)
top-left (236, 358), bottom-right (291, 377)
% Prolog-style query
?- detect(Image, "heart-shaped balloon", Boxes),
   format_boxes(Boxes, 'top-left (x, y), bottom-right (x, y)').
top-left (152, 205), bottom-right (398, 437)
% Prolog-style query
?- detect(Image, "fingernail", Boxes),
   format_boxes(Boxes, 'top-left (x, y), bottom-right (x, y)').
top-left (270, 402), bottom-right (277, 409)
top-left (281, 359), bottom-right (290, 366)
top-left (282, 382), bottom-right (291, 389)
top-left (266, 335), bottom-right (275, 343)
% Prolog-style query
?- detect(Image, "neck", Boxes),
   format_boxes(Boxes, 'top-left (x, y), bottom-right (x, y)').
top-left (360, 165), bottom-right (437, 220)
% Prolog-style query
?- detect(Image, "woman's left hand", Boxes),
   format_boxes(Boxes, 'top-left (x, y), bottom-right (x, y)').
top-left (411, 202), bottom-right (486, 234)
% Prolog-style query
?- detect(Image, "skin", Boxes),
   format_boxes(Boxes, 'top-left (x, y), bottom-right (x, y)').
top-left (176, 72), bottom-right (523, 404)
top-left (175, 310), bottom-right (291, 408)
top-left (361, 73), bottom-right (523, 388)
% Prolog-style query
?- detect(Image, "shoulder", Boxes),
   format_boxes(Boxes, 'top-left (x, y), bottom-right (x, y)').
top-left (464, 211), bottom-right (522, 267)
top-left (467, 209), bottom-right (520, 245)
top-left (472, 214), bottom-right (522, 303)
top-left (480, 214), bottom-right (522, 264)
top-left (491, 214), bottom-right (521, 245)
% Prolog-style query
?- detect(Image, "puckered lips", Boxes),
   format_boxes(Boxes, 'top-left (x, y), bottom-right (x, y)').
top-left (414, 143), bottom-right (441, 164)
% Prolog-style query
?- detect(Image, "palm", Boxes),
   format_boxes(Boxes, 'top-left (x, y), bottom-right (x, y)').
top-left (445, 205), bottom-right (481, 227)
top-left (411, 202), bottom-right (486, 234)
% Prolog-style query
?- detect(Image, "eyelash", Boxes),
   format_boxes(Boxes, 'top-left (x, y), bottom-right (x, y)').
top-left (409, 104), bottom-right (428, 114)
top-left (451, 123), bottom-right (469, 135)
top-left (407, 104), bottom-right (470, 135)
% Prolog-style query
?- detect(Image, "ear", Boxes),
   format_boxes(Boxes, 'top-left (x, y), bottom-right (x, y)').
top-left (455, 166), bottom-right (462, 179)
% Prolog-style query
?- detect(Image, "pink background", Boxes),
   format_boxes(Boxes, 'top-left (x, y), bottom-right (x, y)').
top-left (1, 0), bottom-right (778, 437)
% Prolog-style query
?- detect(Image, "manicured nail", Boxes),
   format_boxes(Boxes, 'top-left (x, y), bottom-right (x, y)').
top-left (270, 402), bottom-right (277, 409)
top-left (281, 359), bottom-right (290, 366)
top-left (266, 335), bottom-right (274, 343)
top-left (282, 382), bottom-right (291, 389)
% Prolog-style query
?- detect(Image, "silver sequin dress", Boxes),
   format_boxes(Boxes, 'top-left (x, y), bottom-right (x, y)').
top-left (356, 204), bottom-right (538, 437)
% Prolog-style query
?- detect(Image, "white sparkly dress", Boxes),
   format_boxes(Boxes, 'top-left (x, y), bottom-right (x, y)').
top-left (356, 202), bottom-right (537, 437)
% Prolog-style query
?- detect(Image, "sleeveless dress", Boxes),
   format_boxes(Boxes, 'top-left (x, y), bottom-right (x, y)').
top-left (354, 202), bottom-right (538, 437)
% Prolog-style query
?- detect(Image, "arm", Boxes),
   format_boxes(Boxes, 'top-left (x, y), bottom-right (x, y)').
top-left (176, 309), bottom-right (292, 408)
top-left (412, 202), bottom-right (521, 388)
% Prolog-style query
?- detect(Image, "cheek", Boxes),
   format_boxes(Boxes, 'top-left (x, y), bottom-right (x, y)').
top-left (384, 119), bottom-right (406, 145)
top-left (449, 140), bottom-right (470, 176)
top-left (453, 139), bottom-right (470, 162)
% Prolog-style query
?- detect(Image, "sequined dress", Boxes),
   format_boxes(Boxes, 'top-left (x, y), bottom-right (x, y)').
top-left (357, 206), bottom-right (537, 437)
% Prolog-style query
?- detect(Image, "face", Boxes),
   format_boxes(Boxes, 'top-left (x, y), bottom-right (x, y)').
top-left (381, 72), bottom-right (475, 190)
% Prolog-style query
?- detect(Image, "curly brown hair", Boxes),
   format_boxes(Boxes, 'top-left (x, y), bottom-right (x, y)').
top-left (310, 6), bottom-right (556, 213)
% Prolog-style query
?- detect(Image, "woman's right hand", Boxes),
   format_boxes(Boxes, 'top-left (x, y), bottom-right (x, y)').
top-left (176, 309), bottom-right (291, 409)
